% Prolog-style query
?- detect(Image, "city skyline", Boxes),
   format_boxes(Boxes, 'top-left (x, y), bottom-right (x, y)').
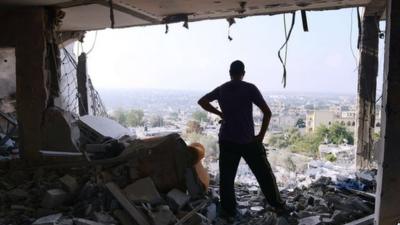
top-left (81, 8), bottom-right (385, 95)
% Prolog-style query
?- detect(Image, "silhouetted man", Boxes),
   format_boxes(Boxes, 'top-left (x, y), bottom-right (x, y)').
top-left (198, 60), bottom-right (285, 219)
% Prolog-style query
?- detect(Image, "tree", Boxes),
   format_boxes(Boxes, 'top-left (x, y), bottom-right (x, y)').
top-left (192, 110), bottom-right (209, 123)
top-left (295, 118), bottom-right (306, 128)
top-left (321, 123), bottom-right (354, 145)
top-left (126, 109), bottom-right (144, 127)
top-left (113, 108), bottom-right (128, 126)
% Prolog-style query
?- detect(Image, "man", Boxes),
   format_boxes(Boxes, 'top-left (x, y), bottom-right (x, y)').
top-left (198, 60), bottom-right (285, 219)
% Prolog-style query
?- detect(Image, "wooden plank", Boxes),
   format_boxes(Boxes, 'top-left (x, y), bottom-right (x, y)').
top-left (105, 182), bottom-right (150, 225)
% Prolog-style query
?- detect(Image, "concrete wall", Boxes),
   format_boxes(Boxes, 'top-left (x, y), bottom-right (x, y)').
top-left (0, 8), bottom-right (50, 163)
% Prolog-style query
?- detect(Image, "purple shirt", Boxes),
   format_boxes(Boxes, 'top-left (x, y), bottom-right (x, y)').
top-left (204, 80), bottom-right (266, 144)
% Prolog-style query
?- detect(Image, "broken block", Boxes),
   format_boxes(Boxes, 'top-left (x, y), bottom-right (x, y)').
top-left (298, 215), bottom-right (321, 225)
top-left (59, 174), bottom-right (79, 193)
top-left (123, 177), bottom-right (162, 204)
top-left (73, 218), bottom-right (106, 225)
top-left (151, 205), bottom-right (176, 225)
top-left (32, 213), bottom-right (62, 225)
top-left (41, 189), bottom-right (67, 208)
top-left (185, 168), bottom-right (204, 198)
top-left (167, 188), bottom-right (190, 210)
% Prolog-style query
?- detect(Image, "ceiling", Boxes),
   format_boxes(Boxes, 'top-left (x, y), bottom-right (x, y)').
top-left (0, 0), bottom-right (385, 31)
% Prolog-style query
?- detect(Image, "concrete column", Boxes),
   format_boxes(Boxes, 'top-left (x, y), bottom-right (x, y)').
top-left (356, 15), bottom-right (379, 169)
top-left (77, 52), bottom-right (88, 116)
top-left (375, 0), bottom-right (400, 224)
top-left (15, 8), bottom-right (49, 163)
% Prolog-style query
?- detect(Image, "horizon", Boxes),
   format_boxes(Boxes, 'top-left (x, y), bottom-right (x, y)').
top-left (82, 8), bottom-right (385, 96)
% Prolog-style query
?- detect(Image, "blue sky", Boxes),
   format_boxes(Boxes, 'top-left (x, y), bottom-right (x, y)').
top-left (82, 8), bottom-right (384, 94)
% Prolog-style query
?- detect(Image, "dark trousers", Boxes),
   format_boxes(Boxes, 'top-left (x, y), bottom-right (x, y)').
top-left (219, 140), bottom-right (284, 215)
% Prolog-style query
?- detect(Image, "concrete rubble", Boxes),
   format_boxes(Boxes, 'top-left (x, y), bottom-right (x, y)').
top-left (0, 133), bottom-right (377, 225)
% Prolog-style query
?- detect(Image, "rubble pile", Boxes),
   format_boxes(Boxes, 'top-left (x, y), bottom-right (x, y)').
top-left (0, 134), bottom-right (217, 225)
top-left (207, 175), bottom-right (375, 225)
top-left (0, 132), bottom-right (377, 225)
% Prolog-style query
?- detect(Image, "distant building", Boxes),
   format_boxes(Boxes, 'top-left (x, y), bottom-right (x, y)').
top-left (306, 110), bottom-right (356, 133)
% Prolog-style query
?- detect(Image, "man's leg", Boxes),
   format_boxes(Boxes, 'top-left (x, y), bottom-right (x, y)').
top-left (219, 141), bottom-right (241, 215)
top-left (242, 142), bottom-right (284, 208)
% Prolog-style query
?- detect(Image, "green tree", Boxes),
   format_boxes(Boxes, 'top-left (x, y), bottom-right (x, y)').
top-left (295, 118), bottom-right (306, 128)
top-left (126, 109), bottom-right (144, 127)
top-left (113, 108), bottom-right (128, 126)
top-left (323, 123), bottom-right (354, 145)
top-left (192, 110), bottom-right (209, 123)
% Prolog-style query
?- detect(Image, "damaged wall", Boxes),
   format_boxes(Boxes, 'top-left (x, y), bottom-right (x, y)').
top-left (0, 8), bottom-right (51, 163)
top-left (0, 47), bottom-right (16, 114)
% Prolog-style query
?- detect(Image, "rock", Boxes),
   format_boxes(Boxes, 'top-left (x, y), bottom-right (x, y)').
top-left (32, 213), bottom-right (62, 225)
top-left (41, 189), bottom-right (68, 208)
top-left (59, 174), bottom-right (79, 193)
top-left (58, 219), bottom-right (74, 225)
top-left (183, 213), bottom-right (207, 225)
top-left (185, 167), bottom-right (205, 198)
top-left (298, 215), bottom-right (321, 225)
top-left (94, 212), bottom-right (117, 224)
top-left (113, 209), bottom-right (135, 225)
top-left (152, 205), bottom-right (176, 225)
top-left (331, 210), bottom-right (351, 224)
top-left (7, 188), bottom-right (29, 200)
top-left (167, 188), bottom-right (190, 210)
top-left (74, 218), bottom-right (106, 225)
top-left (123, 177), bottom-right (162, 204)
top-left (206, 203), bottom-right (217, 222)
top-left (276, 217), bottom-right (290, 225)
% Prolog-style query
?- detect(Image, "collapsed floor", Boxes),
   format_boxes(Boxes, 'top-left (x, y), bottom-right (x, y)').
top-left (0, 133), bottom-right (376, 225)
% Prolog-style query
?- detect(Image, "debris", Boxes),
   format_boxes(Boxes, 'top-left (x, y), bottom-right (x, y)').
top-left (41, 189), bottom-right (68, 209)
top-left (105, 182), bottom-right (150, 225)
top-left (151, 205), bottom-right (176, 225)
top-left (185, 168), bottom-right (205, 198)
top-left (167, 188), bottom-right (190, 210)
top-left (73, 218), bottom-right (106, 225)
top-left (59, 174), bottom-right (79, 193)
top-left (32, 213), bottom-right (62, 225)
top-left (123, 177), bottom-right (162, 204)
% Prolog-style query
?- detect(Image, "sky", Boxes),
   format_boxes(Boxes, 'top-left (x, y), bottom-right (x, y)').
top-left (81, 8), bottom-right (384, 94)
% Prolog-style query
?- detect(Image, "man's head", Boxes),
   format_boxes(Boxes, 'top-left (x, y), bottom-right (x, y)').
top-left (229, 60), bottom-right (245, 80)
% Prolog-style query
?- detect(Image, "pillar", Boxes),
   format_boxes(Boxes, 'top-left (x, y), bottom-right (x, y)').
top-left (356, 15), bottom-right (380, 169)
top-left (375, 0), bottom-right (400, 224)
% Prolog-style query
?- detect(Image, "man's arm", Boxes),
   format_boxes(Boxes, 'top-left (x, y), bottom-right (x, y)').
top-left (252, 86), bottom-right (272, 142)
top-left (197, 96), bottom-right (223, 119)
top-left (255, 100), bottom-right (272, 142)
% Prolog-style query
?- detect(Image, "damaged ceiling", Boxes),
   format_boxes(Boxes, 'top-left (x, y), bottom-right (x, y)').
top-left (0, 0), bottom-right (383, 31)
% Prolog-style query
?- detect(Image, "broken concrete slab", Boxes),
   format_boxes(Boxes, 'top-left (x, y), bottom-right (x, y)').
top-left (7, 188), bottom-right (29, 199)
top-left (79, 115), bottom-right (133, 142)
top-left (41, 189), bottom-right (68, 209)
top-left (123, 177), bottom-right (162, 204)
top-left (298, 215), bottom-right (321, 225)
top-left (185, 167), bottom-right (205, 198)
top-left (59, 174), bottom-right (79, 193)
top-left (41, 107), bottom-right (80, 152)
top-left (73, 218), bottom-right (106, 225)
top-left (344, 214), bottom-right (374, 225)
top-left (167, 188), bottom-right (190, 210)
top-left (94, 212), bottom-right (117, 224)
top-left (151, 205), bottom-right (176, 225)
top-left (105, 182), bottom-right (150, 225)
top-left (32, 213), bottom-right (62, 225)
